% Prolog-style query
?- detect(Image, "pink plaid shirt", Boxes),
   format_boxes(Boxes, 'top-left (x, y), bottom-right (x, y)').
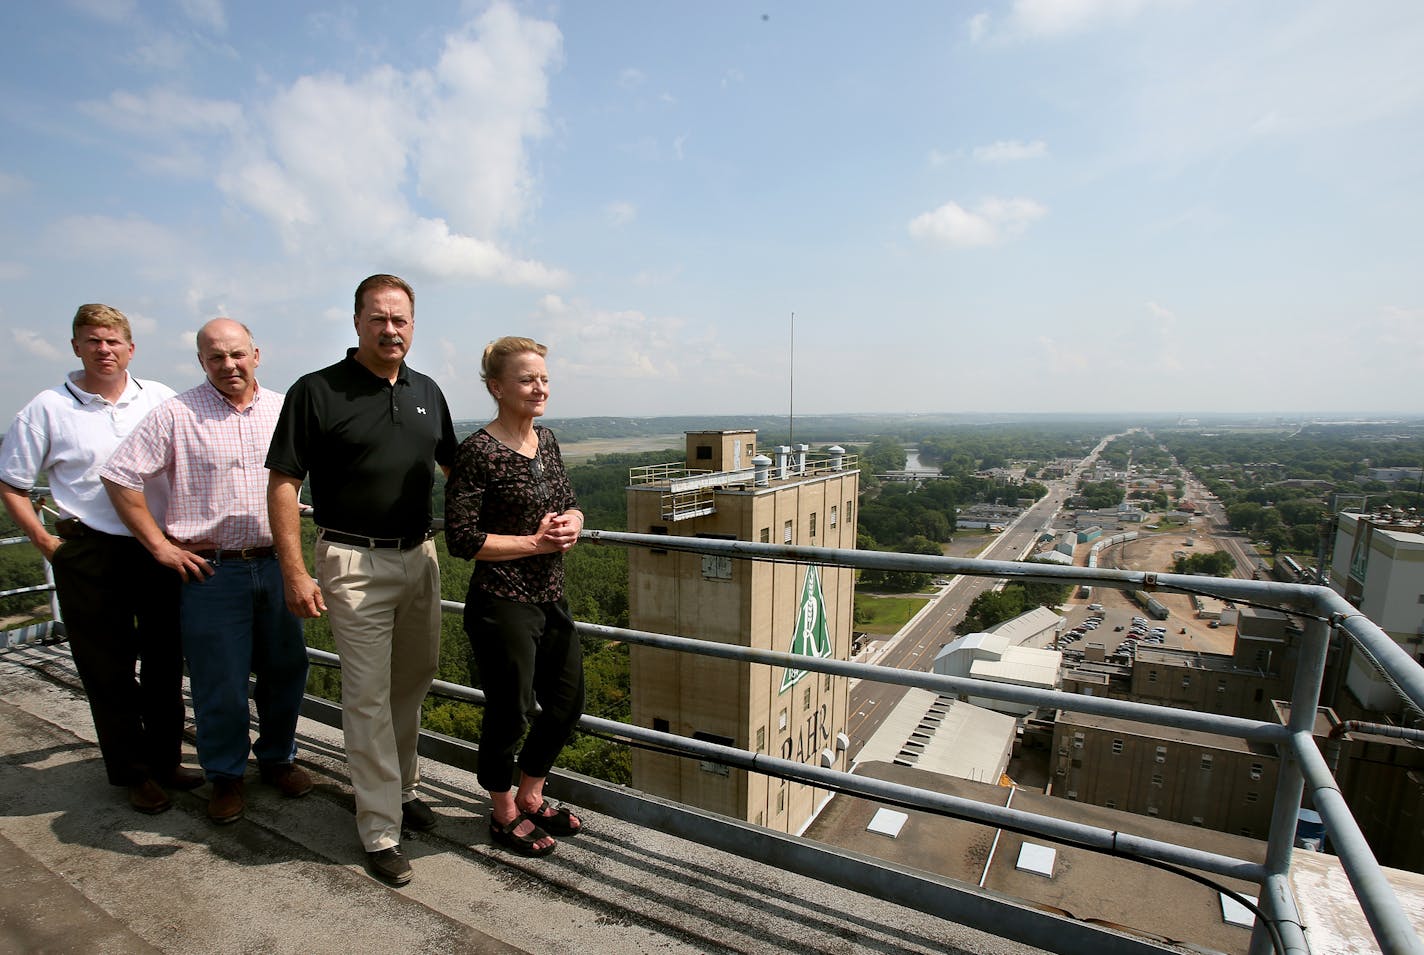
top-left (101, 381), bottom-right (284, 549)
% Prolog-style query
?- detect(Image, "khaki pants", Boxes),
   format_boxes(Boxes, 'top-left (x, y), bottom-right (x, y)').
top-left (317, 537), bottom-right (441, 851)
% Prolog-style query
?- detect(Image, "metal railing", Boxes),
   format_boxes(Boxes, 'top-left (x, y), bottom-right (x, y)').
top-left (5, 524), bottom-right (1422, 954)
top-left (568, 531), bottom-right (1423, 955)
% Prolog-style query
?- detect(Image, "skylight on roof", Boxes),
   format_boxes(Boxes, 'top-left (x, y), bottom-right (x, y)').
top-left (1220, 892), bottom-right (1257, 927)
top-left (1016, 843), bottom-right (1056, 877)
top-left (866, 808), bottom-right (908, 838)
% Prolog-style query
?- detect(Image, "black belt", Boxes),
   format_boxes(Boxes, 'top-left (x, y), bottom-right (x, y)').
top-left (190, 546), bottom-right (276, 561)
top-left (319, 528), bottom-right (433, 550)
top-left (55, 518), bottom-right (111, 540)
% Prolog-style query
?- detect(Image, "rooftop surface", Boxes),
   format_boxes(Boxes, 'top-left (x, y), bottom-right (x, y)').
top-left (5, 641), bottom-right (1422, 954)
top-left (0, 642), bottom-right (1043, 955)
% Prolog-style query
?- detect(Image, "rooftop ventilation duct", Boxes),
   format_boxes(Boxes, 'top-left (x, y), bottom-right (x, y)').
top-left (752, 454), bottom-right (772, 487)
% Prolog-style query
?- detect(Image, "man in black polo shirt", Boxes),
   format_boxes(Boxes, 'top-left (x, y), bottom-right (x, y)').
top-left (266, 274), bottom-right (456, 887)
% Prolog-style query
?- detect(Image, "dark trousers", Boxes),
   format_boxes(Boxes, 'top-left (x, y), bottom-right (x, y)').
top-left (49, 532), bottom-right (184, 786)
top-left (464, 592), bottom-right (584, 793)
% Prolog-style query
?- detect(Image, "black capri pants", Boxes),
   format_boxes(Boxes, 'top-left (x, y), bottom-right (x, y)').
top-left (464, 591), bottom-right (585, 793)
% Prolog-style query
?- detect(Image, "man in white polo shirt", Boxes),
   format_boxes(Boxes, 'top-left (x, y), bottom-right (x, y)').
top-left (0, 303), bottom-right (200, 813)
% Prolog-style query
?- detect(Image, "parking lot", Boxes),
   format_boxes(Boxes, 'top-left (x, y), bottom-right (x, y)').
top-left (1048, 526), bottom-right (1241, 660)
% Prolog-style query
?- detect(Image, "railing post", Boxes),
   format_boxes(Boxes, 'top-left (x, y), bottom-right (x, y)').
top-left (1249, 615), bottom-right (1329, 955)
top-left (44, 558), bottom-right (62, 631)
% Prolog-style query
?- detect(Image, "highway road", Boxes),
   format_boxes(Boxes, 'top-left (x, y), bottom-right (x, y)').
top-left (844, 436), bottom-right (1117, 763)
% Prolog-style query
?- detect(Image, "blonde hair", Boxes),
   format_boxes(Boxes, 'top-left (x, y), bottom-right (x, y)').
top-left (481, 336), bottom-right (548, 392)
top-left (71, 304), bottom-right (132, 342)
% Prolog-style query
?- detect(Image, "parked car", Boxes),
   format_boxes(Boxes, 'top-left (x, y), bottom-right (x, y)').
top-left (1114, 625), bottom-right (1124, 632)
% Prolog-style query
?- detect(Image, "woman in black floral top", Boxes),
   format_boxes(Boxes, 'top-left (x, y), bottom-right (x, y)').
top-left (444, 336), bottom-right (585, 856)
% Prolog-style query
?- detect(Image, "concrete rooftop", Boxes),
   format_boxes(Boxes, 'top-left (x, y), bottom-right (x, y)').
top-left (0, 642), bottom-right (1045, 955)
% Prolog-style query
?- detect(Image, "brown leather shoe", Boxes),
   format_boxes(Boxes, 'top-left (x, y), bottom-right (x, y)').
top-left (259, 763), bottom-right (313, 798)
top-left (208, 778), bottom-right (245, 824)
top-left (128, 778), bottom-right (172, 815)
top-left (161, 765), bottom-right (205, 791)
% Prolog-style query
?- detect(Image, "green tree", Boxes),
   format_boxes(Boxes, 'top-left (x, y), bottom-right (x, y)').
top-left (959, 587), bottom-right (1026, 633)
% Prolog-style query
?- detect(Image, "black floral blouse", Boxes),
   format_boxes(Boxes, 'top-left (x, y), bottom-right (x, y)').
top-left (444, 425), bottom-right (578, 603)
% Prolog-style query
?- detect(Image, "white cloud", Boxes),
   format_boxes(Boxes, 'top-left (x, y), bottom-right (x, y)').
top-left (12, 330), bottom-right (63, 360)
top-left (126, 34), bottom-right (191, 71)
top-left (928, 148), bottom-right (962, 167)
top-left (618, 68), bottom-right (645, 89)
top-left (217, 2), bottom-right (566, 287)
top-left (127, 312), bottom-right (160, 336)
top-left (417, 4), bottom-right (562, 237)
top-left (908, 197), bottom-right (1047, 248)
top-left (1145, 300), bottom-right (1176, 327)
top-left (83, 88), bottom-right (243, 134)
top-left (973, 139), bottom-right (1048, 162)
top-left (672, 134), bottom-right (687, 160)
top-left (721, 68), bottom-right (745, 89)
top-left (532, 296), bottom-right (686, 382)
top-left (1009, 0), bottom-right (1155, 37)
top-left (968, 12), bottom-right (991, 43)
top-left (605, 201), bottom-right (636, 228)
top-left (177, 0), bottom-right (226, 33)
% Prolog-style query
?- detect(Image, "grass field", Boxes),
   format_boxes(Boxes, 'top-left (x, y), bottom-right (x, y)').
top-left (854, 594), bottom-right (929, 635)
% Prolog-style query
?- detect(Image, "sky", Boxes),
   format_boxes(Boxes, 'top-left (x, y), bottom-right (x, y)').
top-left (1, 0), bottom-right (1421, 422)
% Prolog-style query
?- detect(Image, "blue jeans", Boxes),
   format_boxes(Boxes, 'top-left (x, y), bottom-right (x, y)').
top-left (180, 555), bottom-right (309, 781)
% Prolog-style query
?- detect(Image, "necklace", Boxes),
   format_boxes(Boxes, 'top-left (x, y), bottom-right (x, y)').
top-left (488, 421), bottom-right (536, 457)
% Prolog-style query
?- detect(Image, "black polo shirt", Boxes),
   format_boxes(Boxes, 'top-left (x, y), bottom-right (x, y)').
top-left (266, 349), bottom-right (457, 540)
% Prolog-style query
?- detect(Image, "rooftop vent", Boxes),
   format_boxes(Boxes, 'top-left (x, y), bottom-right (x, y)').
top-left (752, 454), bottom-right (772, 487)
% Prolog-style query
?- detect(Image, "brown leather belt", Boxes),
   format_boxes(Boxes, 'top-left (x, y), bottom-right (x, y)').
top-left (190, 546), bottom-right (276, 561)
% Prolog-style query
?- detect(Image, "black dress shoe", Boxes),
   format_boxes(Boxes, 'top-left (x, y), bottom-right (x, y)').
top-left (366, 846), bottom-right (412, 886)
top-left (128, 778), bottom-right (172, 814)
top-left (401, 797), bottom-right (437, 832)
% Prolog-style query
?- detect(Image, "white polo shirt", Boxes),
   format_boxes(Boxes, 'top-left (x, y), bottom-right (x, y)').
top-left (0, 371), bottom-right (175, 536)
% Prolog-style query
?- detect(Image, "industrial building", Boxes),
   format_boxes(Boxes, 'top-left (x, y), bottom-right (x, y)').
top-left (626, 431), bottom-right (859, 834)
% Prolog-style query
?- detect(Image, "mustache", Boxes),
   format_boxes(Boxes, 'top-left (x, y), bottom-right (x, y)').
top-left (378, 335), bottom-right (406, 347)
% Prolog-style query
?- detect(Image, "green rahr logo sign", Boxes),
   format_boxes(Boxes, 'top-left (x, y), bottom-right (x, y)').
top-left (780, 566), bottom-right (832, 692)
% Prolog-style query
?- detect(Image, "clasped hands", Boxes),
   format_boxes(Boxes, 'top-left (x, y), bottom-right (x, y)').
top-left (535, 510), bottom-right (582, 553)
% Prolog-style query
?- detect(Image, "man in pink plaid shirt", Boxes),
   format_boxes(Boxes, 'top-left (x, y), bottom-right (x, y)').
top-left (102, 318), bottom-right (311, 825)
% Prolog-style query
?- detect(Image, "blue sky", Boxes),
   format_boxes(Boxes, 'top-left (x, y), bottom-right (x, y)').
top-left (1, 1), bottom-right (1421, 421)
